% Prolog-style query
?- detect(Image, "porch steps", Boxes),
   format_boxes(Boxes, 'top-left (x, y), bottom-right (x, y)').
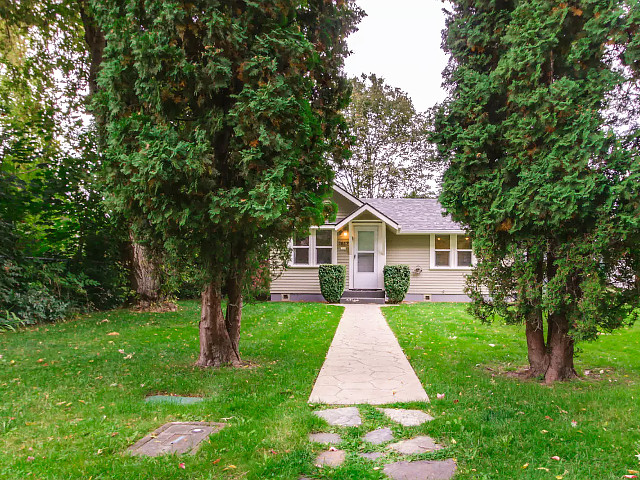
top-left (340, 289), bottom-right (385, 305)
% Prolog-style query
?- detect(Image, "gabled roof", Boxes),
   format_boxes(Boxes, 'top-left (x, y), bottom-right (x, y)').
top-left (361, 198), bottom-right (463, 233)
top-left (335, 203), bottom-right (401, 232)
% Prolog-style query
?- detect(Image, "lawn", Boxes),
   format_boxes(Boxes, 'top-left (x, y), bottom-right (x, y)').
top-left (1, 301), bottom-right (639, 480)
top-left (384, 303), bottom-right (640, 480)
top-left (0, 302), bottom-right (346, 479)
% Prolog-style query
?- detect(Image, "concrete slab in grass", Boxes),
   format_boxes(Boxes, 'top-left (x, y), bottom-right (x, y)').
top-left (378, 408), bottom-right (434, 427)
top-left (315, 449), bottom-right (346, 467)
top-left (145, 395), bottom-right (204, 405)
top-left (364, 427), bottom-right (394, 445)
top-left (359, 451), bottom-right (386, 460)
top-left (383, 459), bottom-right (457, 480)
top-left (128, 422), bottom-right (225, 456)
top-left (388, 436), bottom-right (443, 455)
top-left (313, 407), bottom-right (362, 427)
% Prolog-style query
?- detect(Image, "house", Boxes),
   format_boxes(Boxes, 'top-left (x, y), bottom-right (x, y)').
top-left (270, 185), bottom-right (474, 303)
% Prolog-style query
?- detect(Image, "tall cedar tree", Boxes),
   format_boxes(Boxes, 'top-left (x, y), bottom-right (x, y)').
top-left (92, 0), bottom-right (361, 366)
top-left (335, 74), bottom-right (439, 198)
top-left (435, 0), bottom-right (640, 382)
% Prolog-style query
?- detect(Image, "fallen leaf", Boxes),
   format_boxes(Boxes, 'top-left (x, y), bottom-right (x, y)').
top-left (107, 332), bottom-right (119, 336)
top-left (551, 455), bottom-right (561, 461)
top-left (571, 420), bottom-right (577, 427)
top-left (537, 467), bottom-right (550, 471)
top-left (436, 393), bottom-right (445, 400)
top-left (522, 463), bottom-right (529, 469)
top-left (223, 465), bottom-right (237, 470)
top-left (178, 463), bottom-right (185, 469)
top-left (623, 476), bottom-right (637, 479)
top-left (27, 456), bottom-right (35, 462)
top-left (212, 458), bottom-right (221, 465)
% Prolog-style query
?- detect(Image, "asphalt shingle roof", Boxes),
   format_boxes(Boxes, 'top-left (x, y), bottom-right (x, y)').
top-left (360, 198), bottom-right (462, 233)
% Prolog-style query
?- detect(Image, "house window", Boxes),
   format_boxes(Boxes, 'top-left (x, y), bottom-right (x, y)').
top-left (434, 235), bottom-right (451, 267)
top-left (431, 234), bottom-right (473, 269)
top-left (315, 230), bottom-right (333, 265)
top-left (457, 235), bottom-right (473, 267)
top-left (291, 229), bottom-right (335, 266)
top-left (293, 234), bottom-right (311, 265)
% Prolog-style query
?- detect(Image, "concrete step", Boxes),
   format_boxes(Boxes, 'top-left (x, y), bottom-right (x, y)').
top-left (340, 297), bottom-right (385, 305)
top-left (341, 289), bottom-right (385, 299)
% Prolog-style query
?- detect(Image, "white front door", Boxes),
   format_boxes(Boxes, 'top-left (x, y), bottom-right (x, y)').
top-left (353, 227), bottom-right (378, 289)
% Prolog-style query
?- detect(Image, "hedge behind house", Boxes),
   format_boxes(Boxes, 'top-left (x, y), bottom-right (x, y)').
top-left (384, 265), bottom-right (410, 303)
top-left (318, 265), bottom-right (346, 303)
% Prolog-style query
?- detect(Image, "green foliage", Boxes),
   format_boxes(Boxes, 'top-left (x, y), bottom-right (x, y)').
top-left (0, 0), bottom-right (131, 323)
top-left (318, 264), bottom-right (346, 303)
top-left (92, 0), bottom-right (362, 294)
top-left (434, 0), bottom-right (640, 362)
top-left (383, 265), bottom-right (410, 303)
top-left (336, 74), bottom-right (440, 198)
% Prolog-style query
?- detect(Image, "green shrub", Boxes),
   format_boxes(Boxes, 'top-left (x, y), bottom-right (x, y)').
top-left (384, 265), bottom-right (410, 303)
top-left (318, 265), bottom-right (346, 303)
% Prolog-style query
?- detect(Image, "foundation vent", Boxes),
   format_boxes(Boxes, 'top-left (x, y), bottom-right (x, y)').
top-left (282, 294), bottom-right (290, 301)
top-left (424, 295), bottom-right (431, 301)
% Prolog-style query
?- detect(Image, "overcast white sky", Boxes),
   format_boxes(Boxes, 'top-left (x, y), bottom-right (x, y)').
top-left (343, 0), bottom-right (450, 113)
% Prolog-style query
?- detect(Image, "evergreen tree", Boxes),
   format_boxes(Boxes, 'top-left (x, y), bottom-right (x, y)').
top-left (435, 0), bottom-right (640, 382)
top-left (93, 0), bottom-right (361, 366)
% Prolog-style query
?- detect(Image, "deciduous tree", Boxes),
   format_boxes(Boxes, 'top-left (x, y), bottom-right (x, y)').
top-left (335, 74), bottom-right (439, 198)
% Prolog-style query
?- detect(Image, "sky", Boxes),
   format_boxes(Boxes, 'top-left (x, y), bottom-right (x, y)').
top-left (343, 0), bottom-right (450, 113)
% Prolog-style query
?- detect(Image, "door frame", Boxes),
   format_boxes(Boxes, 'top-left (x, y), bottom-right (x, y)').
top-left (348, 222), bottom-right (386, 290)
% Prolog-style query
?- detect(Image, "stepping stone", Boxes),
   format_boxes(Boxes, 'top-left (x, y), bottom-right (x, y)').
top-left (359, 451), bottom-right (386, 460)
top-left (378, 408), bottom-right (434, 426)
top-left (364, 427), bottom-right (394, 444)
top-left (383, 459), bottom-right (457, 480)
top-left (309, 432), bottom-right (342, 445)
top-left (388, 436), bottom-right (443, 455)
top-left (128, 422), bottom-right (225, 456)
top-left (145, 395), bottom-right (204, 405)
top-left (315, 449), bottom-right (346, 467)
top-left (313, 407), bottom-right (362, 427)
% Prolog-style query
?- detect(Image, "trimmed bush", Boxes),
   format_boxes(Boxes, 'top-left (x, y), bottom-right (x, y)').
top-left (384, 265), bottom-right (410, 303)
top-left (318, 265), bottom-right (346, 303)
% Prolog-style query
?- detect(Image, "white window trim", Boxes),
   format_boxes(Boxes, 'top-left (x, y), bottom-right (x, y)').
top-left (290, 227), bottom-right (337, 267)
top-left (430, 233), bottom-right (475, 270)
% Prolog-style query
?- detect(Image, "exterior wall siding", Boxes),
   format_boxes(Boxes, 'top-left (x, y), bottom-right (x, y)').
top-left (335, 194), bottom-right (358, 220)
top-left (385, 230), bottom-right (469, 296)
top-left (271, 244), bottom-right (349, 295)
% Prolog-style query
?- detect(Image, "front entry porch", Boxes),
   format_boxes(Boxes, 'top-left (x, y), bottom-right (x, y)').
top-left (340, 289), bottom-right (385, 305)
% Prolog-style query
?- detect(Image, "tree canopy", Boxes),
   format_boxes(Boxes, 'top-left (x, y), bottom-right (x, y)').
top-left (335, 74), bottom-right (439, 198)
top-left (435, 0), bottom-right (640, 382)
top-left (93, 0), bottom-right (362, 366)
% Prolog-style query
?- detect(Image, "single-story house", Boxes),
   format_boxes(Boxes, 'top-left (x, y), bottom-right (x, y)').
top-left (270, 185), bottom-right (474, 303)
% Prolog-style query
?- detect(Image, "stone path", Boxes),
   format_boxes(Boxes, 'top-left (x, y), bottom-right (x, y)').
top-left (308, 304), bottom-right (429, 405)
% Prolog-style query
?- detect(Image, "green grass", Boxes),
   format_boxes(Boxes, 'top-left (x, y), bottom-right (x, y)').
top-left (1, 301), bottom-right (639, 479)
top-left (383, 303), bottom-right (640, 480)
top-left (0, 301), bottom-right (346, 479)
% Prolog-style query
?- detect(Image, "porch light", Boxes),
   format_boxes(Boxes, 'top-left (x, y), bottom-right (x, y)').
top-left (341, 230), bottom-right (349, 238)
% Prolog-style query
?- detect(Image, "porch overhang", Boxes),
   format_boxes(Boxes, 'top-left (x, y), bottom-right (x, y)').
top-left (334, 204), bottom-right (401, 232)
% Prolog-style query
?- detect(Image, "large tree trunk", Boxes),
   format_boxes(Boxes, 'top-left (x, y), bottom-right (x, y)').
top-left (196, 280), bottom-right (241, 367)
top-left (544, 312), bottom-right (577, 383)
top-left (525, 310), bottom-right (549, 377)
top-left (130, 233), bottom-right (163, 308)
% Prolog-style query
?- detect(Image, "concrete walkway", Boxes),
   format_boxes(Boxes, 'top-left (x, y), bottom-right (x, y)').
top-left (309, 304), bottom-right (429, 405)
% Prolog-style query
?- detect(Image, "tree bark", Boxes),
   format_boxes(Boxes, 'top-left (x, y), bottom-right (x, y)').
top-left (225, 273), bottom-right (243, 360)
top-left (130, 235), bottom-right (162, 307)
top-left (196, 280), bottom-right (241, 367)
top-left (544, 312), bottom-right (577, 383)
top-left (525, 310), bottom-right (549, 377)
